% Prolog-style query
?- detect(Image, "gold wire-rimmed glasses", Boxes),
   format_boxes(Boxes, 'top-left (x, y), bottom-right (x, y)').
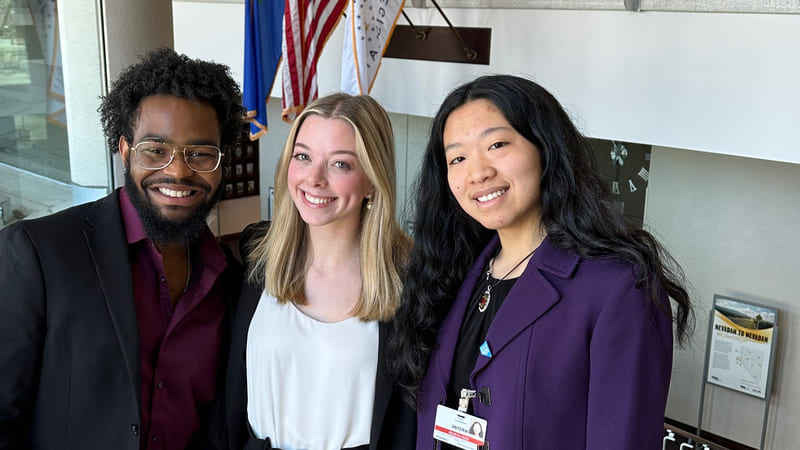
top-left (130, 140), bottom-right (224, 173)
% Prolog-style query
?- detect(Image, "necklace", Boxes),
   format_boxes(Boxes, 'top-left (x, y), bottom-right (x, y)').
top-left (183, 246), bottom-right (191, 294)
top-left (478, 248), bottom-right (536, 313)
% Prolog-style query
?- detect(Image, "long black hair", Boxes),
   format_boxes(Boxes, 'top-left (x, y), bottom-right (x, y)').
top-left (388, 75), bottom-right (693, 406)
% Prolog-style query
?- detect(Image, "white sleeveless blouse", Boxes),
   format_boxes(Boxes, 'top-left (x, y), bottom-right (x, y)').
top-left (246, 290), bottom-right (379, 450)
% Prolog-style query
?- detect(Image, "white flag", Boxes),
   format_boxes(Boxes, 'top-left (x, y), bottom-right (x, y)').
top-left (341, 0), bottom-right (405, 95)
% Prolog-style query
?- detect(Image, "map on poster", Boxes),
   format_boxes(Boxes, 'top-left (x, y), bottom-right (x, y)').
top-left (706, 295), bottom-right (778, 399)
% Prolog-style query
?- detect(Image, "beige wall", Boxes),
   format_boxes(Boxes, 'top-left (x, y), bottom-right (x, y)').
top-left (58, 0), bottom-right (108, 194)
top-left (319, 7), bottom-right (800, 165)
top-left (646, 146), bottom-right (800, 448)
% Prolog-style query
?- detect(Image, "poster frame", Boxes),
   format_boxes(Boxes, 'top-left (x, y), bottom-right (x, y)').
top-left (704, 294), bottom-right (778, 399)
top-left (696, 294), bottom-right (780, 449)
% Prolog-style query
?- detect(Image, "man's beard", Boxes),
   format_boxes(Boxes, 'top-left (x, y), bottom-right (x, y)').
top-left (124, 169), bottom-right (221, 246)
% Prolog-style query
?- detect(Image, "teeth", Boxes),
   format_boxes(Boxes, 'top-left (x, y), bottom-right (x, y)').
top-left (305, 192), bottom-right (333, 205)
top-left (477, 189), bottom-right (506, 203)
top-left (158, 187), bottom-right (194, 198)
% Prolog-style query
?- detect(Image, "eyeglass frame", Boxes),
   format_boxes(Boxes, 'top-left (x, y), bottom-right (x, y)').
top-left (127, 139), bottom-right (225, 173)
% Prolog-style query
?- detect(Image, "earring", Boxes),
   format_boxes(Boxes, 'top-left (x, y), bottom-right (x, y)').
top-left (366, 195), bottom-right (373, 211)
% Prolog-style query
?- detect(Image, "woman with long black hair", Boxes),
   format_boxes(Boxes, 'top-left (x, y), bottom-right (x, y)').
top-left (389, 75), bottom-right (692, 449)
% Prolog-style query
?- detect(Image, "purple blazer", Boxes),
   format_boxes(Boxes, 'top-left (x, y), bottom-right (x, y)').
top-left (416, 236), bottom-right (673, 449)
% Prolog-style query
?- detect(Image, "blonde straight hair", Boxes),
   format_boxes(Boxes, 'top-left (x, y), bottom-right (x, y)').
top-left (246, 93), bottom-right (412, 321)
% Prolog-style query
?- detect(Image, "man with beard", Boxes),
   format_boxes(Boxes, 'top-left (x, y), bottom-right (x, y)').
top-left (0, 48), bottom-right (243, 450)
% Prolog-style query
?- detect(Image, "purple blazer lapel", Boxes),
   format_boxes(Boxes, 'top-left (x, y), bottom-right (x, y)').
top-left (432, 237), bottom-right (501, 386)
top-left (472, 238), bottom-right (580, 376)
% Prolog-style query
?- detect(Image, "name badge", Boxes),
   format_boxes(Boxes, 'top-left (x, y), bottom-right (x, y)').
top-left (433, 404), bottom-right (487, 450)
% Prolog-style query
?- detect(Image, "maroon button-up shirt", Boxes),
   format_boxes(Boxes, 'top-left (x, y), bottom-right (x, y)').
top-left (120, 188), bottom-right (227, 450)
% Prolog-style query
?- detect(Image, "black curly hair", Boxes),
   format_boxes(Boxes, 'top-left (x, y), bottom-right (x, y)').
top-left (99, 47), bottom-right (243, 154)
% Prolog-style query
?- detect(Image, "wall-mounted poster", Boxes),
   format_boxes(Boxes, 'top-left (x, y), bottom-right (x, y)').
top-left (706, 295), bottom-right (778, 399)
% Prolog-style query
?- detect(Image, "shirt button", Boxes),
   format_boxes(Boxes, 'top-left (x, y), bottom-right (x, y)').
top-left (151, 435), bottom-right (158, 441)
top-left (157, 381), bottom-right (164, 389)
top-left (131, 424), bottom-right (139, 436)
top-left (161, 277), bottom-right (166, 283)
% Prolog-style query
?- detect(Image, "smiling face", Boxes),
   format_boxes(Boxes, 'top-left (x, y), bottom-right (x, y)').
top-left (443, 99), bottom-right (544, 237)
top-left (286, 115), bottom-right (373, 233)
top-left (119, 95), bottom-right (222, 244)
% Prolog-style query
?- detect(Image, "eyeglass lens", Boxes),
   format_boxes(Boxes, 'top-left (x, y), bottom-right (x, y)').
top-left (134, 142), bottom-right (221, 172)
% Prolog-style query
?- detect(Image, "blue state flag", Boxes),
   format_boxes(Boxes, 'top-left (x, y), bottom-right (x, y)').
top-left (244, 0), bottom-right (284, 140)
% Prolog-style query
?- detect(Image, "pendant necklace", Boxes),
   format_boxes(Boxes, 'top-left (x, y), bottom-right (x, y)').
top-left (183, 246), bottom-right (192, 294)
top-left (478, 248), bottom-right (536, 313)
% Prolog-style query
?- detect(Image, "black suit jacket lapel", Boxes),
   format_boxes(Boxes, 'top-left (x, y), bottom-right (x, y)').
top-left (225, 279), bottom-right (262, 449)
top-left (370, 322), bottom-right (393, 450)
top-left (83, 190), bottom-right (141, 408)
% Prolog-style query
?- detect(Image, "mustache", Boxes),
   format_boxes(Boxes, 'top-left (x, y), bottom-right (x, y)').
top-left (142, 177), bottom-right (212, 192)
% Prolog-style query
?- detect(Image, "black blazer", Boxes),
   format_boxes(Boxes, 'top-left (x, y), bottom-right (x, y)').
top-left (0, 189), bottom-right (242, 450)
top-left (222, 222), bottom-right (415, 450)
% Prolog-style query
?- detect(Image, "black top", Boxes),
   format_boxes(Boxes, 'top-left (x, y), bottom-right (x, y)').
top-left (446, 264), bottom-right (518, 414)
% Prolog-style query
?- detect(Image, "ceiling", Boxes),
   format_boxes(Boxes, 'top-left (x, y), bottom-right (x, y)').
top-left (408, 0), bottom-right (800, 14)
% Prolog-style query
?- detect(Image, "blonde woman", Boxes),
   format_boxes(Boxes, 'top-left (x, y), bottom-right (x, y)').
top-left (222, 94), bottom-right (413, 450)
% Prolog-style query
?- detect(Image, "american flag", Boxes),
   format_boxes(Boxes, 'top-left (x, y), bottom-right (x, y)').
top-left (281, 0), bottom-right (348, 122)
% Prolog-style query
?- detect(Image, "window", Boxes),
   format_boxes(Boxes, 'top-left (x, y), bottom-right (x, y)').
top-left (1, 0), bottom-right (75, 228)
